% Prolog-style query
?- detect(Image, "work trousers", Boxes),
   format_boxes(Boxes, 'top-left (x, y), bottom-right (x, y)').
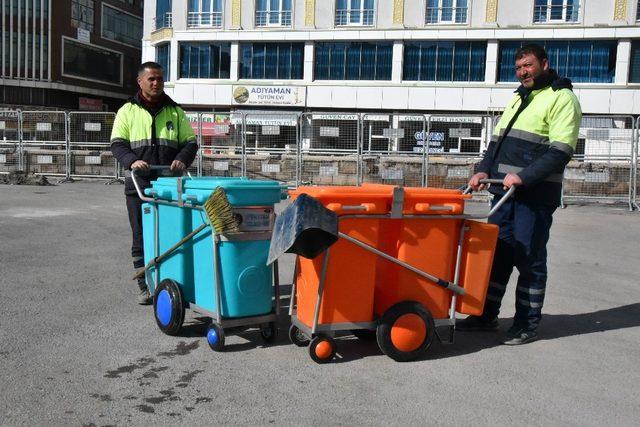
top-left (481, 197), bottom-right (556, 331)
top-left (126, 194), bottom-right (146, 290)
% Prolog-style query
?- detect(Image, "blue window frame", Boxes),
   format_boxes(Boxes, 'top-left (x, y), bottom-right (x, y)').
top-left (255, 0), bottom-right (292, 27)
top-left (403, 41), bottom-right (486, 81)
top-left (239, 43), bottom-right (303, 79)
top-left (315, 42), bottom-right (392, 80)
top-left (630, 40), bottom-right (640, 83)
top-left (155, 0), bottom-right (172, 29)
top-left (179, 42), bottom-right (230, 78)
top-left (533, 0), bottom-right (579, 23)
top-left (426, 0), bottom-right (468, 24)
top-left (335, 0), bottom-right (375, 26)
top-left (156, 43), bottom-right (170, 81)
top-left (498, 40), bottom-right (616, 83)
top-left (187, 0), bottom-right (223, 27)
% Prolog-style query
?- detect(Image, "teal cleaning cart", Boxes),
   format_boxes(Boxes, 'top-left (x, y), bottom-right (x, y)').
top-left (132, 167), bottom-right (285, 351)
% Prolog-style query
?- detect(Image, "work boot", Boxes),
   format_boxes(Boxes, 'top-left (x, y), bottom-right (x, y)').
top-left (137, 287), bottom-right (152, 305)
top-left (501, 326), bottom-right (538, 345)
top-left (456, 315), bottom-right (499, 331)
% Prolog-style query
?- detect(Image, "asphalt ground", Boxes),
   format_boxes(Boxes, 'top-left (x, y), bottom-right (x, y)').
top-left (1, 181), bottom-right (639, 426)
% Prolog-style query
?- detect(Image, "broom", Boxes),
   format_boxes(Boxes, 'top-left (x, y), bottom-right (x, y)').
top-left (132, 187), bottom-right (239, 280)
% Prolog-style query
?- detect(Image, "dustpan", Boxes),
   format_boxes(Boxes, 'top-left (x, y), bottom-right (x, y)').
top-left (267, 194), bottom-right (339, 265)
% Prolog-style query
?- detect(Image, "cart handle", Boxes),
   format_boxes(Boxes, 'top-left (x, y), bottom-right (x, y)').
top-left (131, 165), bottom-right (191, 202)
top-left (463, 178), bottom-right (516, 218)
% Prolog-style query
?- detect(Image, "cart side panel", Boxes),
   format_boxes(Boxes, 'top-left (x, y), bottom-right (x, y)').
top-left (295, 218), bottom-right (379, 327)
top-left (456, 221), bottom-right (499, 316)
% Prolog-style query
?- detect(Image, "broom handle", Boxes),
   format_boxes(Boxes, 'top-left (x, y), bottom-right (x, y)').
top-left (132, 222), bottom-right (209, 280)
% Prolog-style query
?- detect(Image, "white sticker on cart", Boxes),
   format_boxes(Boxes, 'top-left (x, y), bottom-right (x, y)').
top-left (36, 122), bottom-right (52, 132)
top-left (37, 155), bottom-right (53, 164)
top-left (380, 169), bottom-right (403, 180)
top-left (0, 154), bottom-right (6, 163)
top-left (319, 165), bottom-right (338, 176)
top-left (84, 122), bottom-right (102, 132)
top-left (213, 161), bottom-right (229, 171)
top-left (235, 209), bottom-right (273, 231)
top-left (85, 156), bottom-right (101, 165)
top-left (0, 121), bottom-right (5, 130)
top-left (262, 163), bottom-right (280, 173)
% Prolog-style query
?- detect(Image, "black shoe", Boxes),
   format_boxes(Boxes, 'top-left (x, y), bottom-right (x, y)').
top-left (501, 327), bottom-right (538, 345)
top-left (456, 315), bottom-right (499, 331)
top-left (137, 287), bottom-right (152, 305)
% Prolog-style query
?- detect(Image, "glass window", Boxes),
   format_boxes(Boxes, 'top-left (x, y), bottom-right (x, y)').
top-left (156, 43), bottom-right (171, 81)
top-left (155, 0), bottom-right (172, 29)
top-left (335, 0), bottom-right (375, 26)
top-left (637, 0), bottom-right (640, 20)
top-left (403, 41), bottom-right (485, 81)
top-left (630, 40), bottom-right (640, 83)
top-left (533, 0), bottom-right (579, 23)
top-left (63, 38), bottom-right (122, 85)
top-left (426, 0), bottom-right (468, 24)
top-left (256, 0), bottom-right (292, 27)
top-left (102, 5), bottom-right (143, 48)
top-left (498, 40), bottom-right (616, 83)
top-left (71, 0), bottom-right (94, 32)
top-left (315, 42), bottom-right (392, 80)
top-left (179, 42), bottom-right (230, 78)
top-left (239, 43), bottom-right (303, 79)
top-left (188, 0), bottom-right (223, 27)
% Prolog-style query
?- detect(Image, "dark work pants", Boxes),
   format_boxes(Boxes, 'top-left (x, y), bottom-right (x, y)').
top-left (481, 197), bottom-right (556, 331)
top-left (126, 195), bottom-right (147, 290)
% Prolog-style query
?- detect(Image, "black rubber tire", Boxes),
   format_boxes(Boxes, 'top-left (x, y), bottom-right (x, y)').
top-left (288, 324), bottom-right (310, 347)
top-left (309, 335), bottom-right (336, 364)
top-left (260, 322), bottom-right (278, 344)
top-left (153, 279), bottom-right (185, 336)
top-left (351, 329), bottom-right (377, 340)
top-left (376, 301), bottom-right (435, 362)
top-left (206, 323), bottom-right (225, 352)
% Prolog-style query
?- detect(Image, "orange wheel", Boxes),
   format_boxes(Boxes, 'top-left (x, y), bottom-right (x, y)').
top-left (377, 301), bottom-right (435, 362)
top-left (309, 335), bottom-right (336, 364)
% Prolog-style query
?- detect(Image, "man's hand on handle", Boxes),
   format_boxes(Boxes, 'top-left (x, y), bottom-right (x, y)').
top-left (468, 172), bottom-right (489, 191)
top-left (131, 160), bottom-right (149, 171)
top-left (502, 173), bottom-right (522, 190)
top-left (170, 160), bottom-right (185, 172)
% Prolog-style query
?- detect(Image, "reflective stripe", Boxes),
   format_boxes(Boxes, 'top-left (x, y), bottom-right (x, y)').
top-left (497, 163), bottom-right (564, 183)
top-left (499, 128), bottom-right (549, 145)
top-left (517, 298), bottom-right (543, 308)
top-left (130, 138), bottom-right (181, 150)
top-left (489, 281), bottom-right (507, 291)
top-left (110, 137), bottom-right (128, 145)
top-left (551, 141), bottom-right (575, 156)
top-left (132, 256), bottom-right (143, 262)
top-left (486, 294), bottom-right (503, 303)
top-left (516, 286), bottom-right (546, 295)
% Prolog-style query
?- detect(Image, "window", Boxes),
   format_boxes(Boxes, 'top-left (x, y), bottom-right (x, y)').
top-left (188, 0), bottom-right (223, 28)
top-left (426, 0), bottom-right (468, 24)
top-left (404, 41), bottom-right (486, 81)
top-left (498, 40), bottom-right (617, 83)
top-left (256, 0), bottom-right (292, 27)
top-left (156, 44), bottom-right (171, 81)
top-left (71, 0), bottom-right (94, 32)
top-left (155, 0), bottom-right (172, 29)
top-left (335, 0), bottom-right (374, 26)
top-left (637, 0), bottom-right (640, 20)
top-left (315, 42), bottom-right (392, 80)
top-left (179, 42), bottom-right (230, 78)
top-left (533, 0), bottom-right (579, 23)
top-left (239, 43), bottom-right (303, 79)
top-left (102, 5), bottom-right (143, 48)
top-left (63, 38), bottom-right (122, 85)
top-left (630, 40), bottom-right (640, 83)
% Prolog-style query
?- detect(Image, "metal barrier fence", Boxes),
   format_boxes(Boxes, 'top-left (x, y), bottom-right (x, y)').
top-left (1, 108), bottom-right (638, 210)
top-left (561, 115), bottom-right (636, 210)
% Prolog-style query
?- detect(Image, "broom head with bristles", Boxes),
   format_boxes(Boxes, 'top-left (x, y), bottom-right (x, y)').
top-left (203, 187), bottom-right (240, 234)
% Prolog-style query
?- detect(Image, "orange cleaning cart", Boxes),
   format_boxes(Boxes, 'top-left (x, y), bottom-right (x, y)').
top-left (286, 180), bottom-right (514, 363)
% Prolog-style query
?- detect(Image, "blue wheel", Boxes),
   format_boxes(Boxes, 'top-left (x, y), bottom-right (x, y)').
top-left (153, 279), bottom-right (185, 336)
top-left (206, 324), bottom-right (225, 351)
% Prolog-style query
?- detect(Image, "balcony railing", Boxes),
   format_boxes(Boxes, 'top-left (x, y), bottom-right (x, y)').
top-left (533, 4), bottom-right (579, 23)
top-left (425, 6), bottom-right (468, 24)
top-left (255, 10), bottom-right (292, 27)
top-left (153, 12), bottom-right (172, 30)
top-left (335, 9), bottom-right (374, 26)
top-left (187, 11), bottom-right (223, 28)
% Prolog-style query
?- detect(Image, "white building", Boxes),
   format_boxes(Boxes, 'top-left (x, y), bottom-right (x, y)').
top-left (143, 0), bottom-right (640, 115)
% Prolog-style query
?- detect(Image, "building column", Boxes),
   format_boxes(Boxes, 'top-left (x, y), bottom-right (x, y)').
top-left (392, 40), bottom-right (403, 83)
top-left (615, 39), bottom-right (631, 85)
top-left (170, 38), bottom-right (179, 82)
top-left (485, 40), bottom-right (499, 84)
top-left (303, 42), bottom-right (314, 83)
top-left (230, 42), bottom-right (239, 81)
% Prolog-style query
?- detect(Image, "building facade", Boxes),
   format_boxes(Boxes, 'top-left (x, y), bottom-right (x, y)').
top-left (141, 0), bottom-right (640, 115)
top-left (0, 0), bottom-right (144, 110)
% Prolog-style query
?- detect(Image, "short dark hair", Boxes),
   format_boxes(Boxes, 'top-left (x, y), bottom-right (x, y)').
top-left (137, 61), bottom-right (163, 76)
top-left (515, 44), bottom-right (548, 63)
